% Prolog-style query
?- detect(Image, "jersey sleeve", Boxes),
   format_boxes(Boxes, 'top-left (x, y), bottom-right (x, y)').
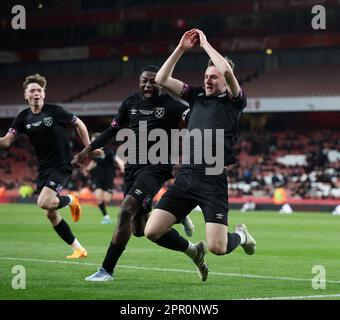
top-left (165, 95), bottom-right (190, 125)
top-left (54, 105), bottom-right (77, 125)
top-left (180, 84), bottom-right (204, 105)
top-left (9, 112), bottom-right (25, 136)
top-left (230, 88), bottom-right (247, 110)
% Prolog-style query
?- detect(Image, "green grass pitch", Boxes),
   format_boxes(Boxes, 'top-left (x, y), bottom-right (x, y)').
top-left (0, 203), bottom-right (339, 300)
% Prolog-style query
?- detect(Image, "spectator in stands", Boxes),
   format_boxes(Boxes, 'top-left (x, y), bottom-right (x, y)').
top-left (0, 73), bottom-right (102, 259)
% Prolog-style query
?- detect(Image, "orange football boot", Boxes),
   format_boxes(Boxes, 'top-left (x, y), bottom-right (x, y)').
top-left (66, 248), bottom-right (88, 259)
top-left (69, 192), bottom-right (81, 222)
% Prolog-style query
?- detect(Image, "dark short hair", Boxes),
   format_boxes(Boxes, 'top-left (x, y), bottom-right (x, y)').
top-left (23, 73), bottom-right (47, 90)
top-left (208, 57), bottom-right (235, 70)
top-left (140, 65), bottom-right (160, 74)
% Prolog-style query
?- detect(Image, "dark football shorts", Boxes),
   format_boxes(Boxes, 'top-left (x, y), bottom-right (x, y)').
top-left (92, 173), bottom-right (114, 193)
top-left (36, 167), bottom-right (72, 194)
top-left (156, 166), bottom-right (229, 225)
top-left (123, 165), bottom-right (172, 214)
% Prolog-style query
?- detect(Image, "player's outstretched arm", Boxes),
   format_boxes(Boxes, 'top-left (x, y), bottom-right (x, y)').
top-left (71, 125), bottom-right (116, 167)
top-left (0, 132), bottom-right (16, 149)
top-left (196, 29), bottom-right (240, 97)
top-left (155, 29), bottom-right (198, 98)
top-left (72, 145), bottom-right (93, 168)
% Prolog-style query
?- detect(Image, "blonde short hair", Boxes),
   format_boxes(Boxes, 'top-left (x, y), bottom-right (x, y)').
top-left (23, 74), bottom-right (47, 90)
top-left (207, 57), bottom-right (235, 70)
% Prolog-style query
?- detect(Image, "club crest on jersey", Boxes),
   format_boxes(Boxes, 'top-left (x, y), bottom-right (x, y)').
top-left (43, 117), bottom-right (53, 127)
top-left (154, 107), bottom-right (165, 119)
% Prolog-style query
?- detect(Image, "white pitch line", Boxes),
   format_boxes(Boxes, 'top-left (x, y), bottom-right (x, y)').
top-left (2, 256), bottom-right (340, 285)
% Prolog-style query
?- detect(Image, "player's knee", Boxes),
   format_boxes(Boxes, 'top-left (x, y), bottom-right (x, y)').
top-left (120, 200), bottom-right (138, 219)
top-left (144, 226), bottom-right (160, 242)
top-left (131, 215), bottom-right (147, 238)
top-left (117, 207), bottom-right (134, 225)
top-left (207, 242), bottom-right (226, 255)
top-left (37, 197), bottom-right (55, 210)
top-left (46, 211), bottom-right (58, 222)
top-left (37, 198), bottom-right (49, 209)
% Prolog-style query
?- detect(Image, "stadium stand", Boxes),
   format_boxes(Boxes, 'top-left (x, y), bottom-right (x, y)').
top-left (230, 129), bottom-right (340, 200)
top-left (1, 129), bottom-right (338, 207)
top-left (2, 64), bottom-right (340, 104)
top-left (0, 75), bottom-right (115, 104)
top-left (1, 0), bottom-right (339, 213)
top-left (244, 65), bottom-right (340, 97)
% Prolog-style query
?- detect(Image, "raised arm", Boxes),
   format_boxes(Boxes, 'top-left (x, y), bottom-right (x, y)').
top-left (197, 29), bottom-right (240, 97)
top-left (0, 132), bottom-right (16, 149)
top-left (155, 29), bottom-right (198, 98)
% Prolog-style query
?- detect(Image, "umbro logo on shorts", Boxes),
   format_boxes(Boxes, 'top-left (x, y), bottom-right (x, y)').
top-left (215, 213), bottom-right (224, 220)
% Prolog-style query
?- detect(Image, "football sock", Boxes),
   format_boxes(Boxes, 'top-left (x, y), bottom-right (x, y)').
top-left (184, 241), bottom-right (197, 260)
top-left (226, 232), bottom-right (241, 254)
top-left (56, 195), bottom-right (71, 209)
top-left (155, 228), bottom-right (189, 252)
top-left (102, 242), bottom-right (125, 275)
top-left (235, 228), bottom-right (246, 245)
top-left (98, 202), bottom-right (108, 216)
top-left (53, 219), bottom-right (75, 245)
top-left (71, 238), bottom-right (82, 250)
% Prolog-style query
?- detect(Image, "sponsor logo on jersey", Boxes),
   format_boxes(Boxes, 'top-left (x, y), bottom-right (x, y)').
top-left (43, 117), bottom-right (53, 127)
top-left (139, 110), bottom-right (154, 115)
top-left (32, 121), bottom-right (42, 127)
top-left (26, 121), bottom-right (42, 130)
top-left (154, 107), bottom-right (165, 119)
